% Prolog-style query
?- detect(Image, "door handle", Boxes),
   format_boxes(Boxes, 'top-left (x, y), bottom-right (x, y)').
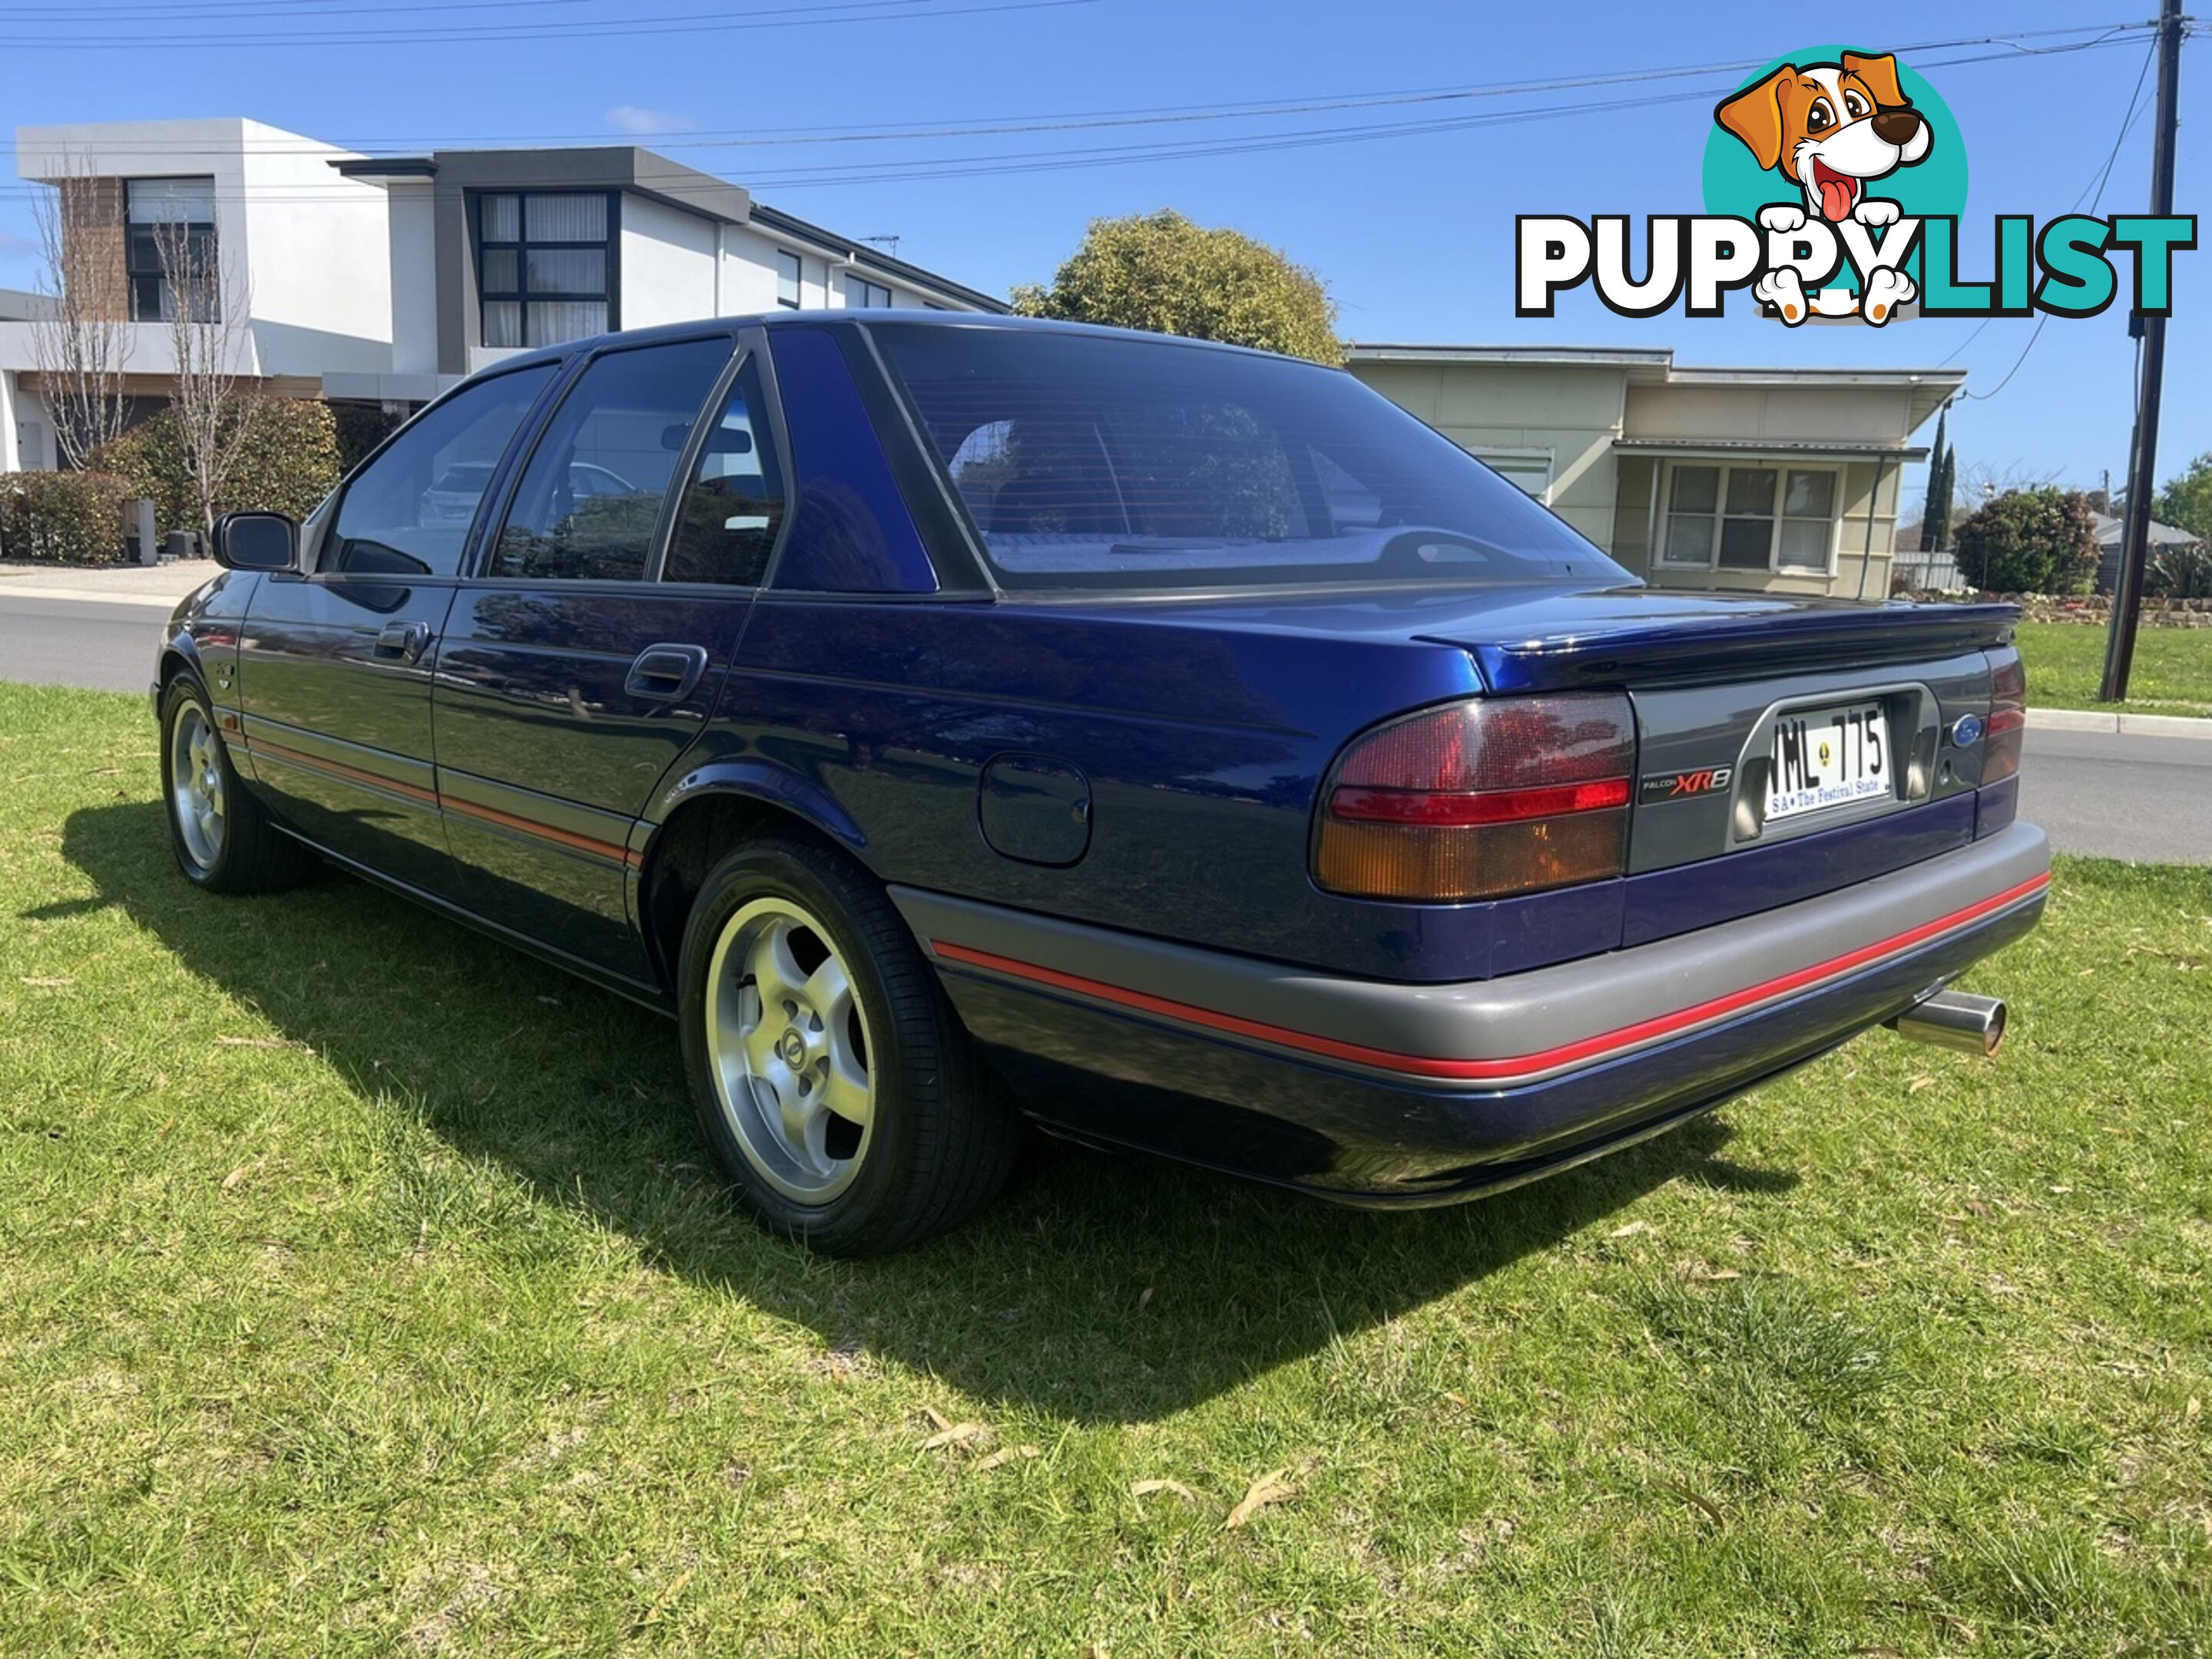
top-left (373, 620), bottom-right (432, 664)
top-left (625, 643), bottom-right (710, 702)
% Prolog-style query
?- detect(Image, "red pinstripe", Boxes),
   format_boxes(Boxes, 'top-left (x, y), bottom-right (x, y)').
top-left (930, 870), bottom-right (2051, 1084)
top-left (240, 736), bottom-right (641, 869)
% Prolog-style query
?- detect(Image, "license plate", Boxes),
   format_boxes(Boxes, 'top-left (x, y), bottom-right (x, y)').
top-left (1767, 702), bottom-right (1891, 822)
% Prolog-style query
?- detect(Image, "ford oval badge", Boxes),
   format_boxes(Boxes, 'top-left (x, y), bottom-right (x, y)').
top-left (1950, 714), bottom-right (1985, 748)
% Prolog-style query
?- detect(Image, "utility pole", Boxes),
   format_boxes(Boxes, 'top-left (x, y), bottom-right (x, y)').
top-left (2101, 0), bottom-right (2187, 702)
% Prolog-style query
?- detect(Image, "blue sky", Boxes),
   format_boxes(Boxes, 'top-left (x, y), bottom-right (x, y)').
top-left (1, 0), bottom-right (2202, 509)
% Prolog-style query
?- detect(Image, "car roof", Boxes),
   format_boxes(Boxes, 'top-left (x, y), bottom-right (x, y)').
top-left (481, 309), bottom-right (1319, 375)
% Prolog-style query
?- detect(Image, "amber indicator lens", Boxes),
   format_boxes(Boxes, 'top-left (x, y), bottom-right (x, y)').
top-left (1314, 694), bottom-right (1637, 902)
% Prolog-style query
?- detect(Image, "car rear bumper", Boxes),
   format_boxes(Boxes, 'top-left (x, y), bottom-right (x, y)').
top-left (894, 821), bottom-right (2051, 1204)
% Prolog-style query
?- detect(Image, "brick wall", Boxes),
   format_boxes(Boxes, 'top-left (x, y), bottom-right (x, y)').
top-left (56, 177), bottom-right (129, 322)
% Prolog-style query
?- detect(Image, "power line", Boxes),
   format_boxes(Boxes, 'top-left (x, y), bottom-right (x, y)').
top-left (0, 19), bottom-right (2154, 148)
top-left (1962, 32), bottom-right (2159, 403)
top-left (0, 0), bottom-right (643, 17)
top-left (647, 36), bottom-right (2161, 190)
top-left (0, 0), bottom-right (1093, 48)
top-left (0, 26), bottom-right (2155, 201)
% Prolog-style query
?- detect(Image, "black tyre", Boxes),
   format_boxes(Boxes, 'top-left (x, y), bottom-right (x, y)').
top-left (159, 677), bottom-right (317, 894)
top-left (677, 834), bottom-right (1019, 1255)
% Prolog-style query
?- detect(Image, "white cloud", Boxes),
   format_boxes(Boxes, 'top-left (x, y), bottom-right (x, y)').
top-left (604, 106), bottom-right (694, 137)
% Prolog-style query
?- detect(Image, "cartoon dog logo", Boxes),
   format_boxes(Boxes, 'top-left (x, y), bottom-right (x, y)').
top-left (1715, 51), bottom-right (1932, 325)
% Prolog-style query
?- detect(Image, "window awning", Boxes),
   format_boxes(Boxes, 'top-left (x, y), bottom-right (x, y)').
top-left (1614, 438), bottom-right (1929, 463)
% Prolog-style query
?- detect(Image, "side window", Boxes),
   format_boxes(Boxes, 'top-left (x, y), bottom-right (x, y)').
top-left (488, 337), bottom-right (733, 582)
top-left (664, 357), bottom-right (787, 586)
top-left (326, 366), bottom-right (553, 577)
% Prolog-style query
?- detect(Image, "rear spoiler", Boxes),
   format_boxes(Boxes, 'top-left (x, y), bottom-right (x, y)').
top-left (1445, 602), bottom-right (2022, 694)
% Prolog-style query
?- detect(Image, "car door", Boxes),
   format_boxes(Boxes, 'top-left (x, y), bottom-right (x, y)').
top-left (233, 363), bottom-right (558, 896)
top-left (433, 329), bottom-right (784, 981)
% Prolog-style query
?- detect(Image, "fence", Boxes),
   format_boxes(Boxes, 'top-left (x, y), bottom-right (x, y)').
top-left (1890, 549), bottom-right (1964, 591)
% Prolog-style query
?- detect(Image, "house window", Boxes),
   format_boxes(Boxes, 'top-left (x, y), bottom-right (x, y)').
top-left (1661, 462), bottom-right (1839, 575)
top-left (846, 274), bottom-right (892, 309)
top-left (1777, 469), bottom-right (1837, 570)
top-left (477, 191), bottom-right (614, 349)
top-left (775, 250), bottom-right (803, 309)
top-left (1470, 449), bottom-right (1554, 502)
top-left (126, 177), bottom-right (218, 323)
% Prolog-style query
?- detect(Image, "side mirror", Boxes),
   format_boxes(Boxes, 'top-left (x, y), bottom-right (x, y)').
top-left (214, 511), bottom-right (298, 572)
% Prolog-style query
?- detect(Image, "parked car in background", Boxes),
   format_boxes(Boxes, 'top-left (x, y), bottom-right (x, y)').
top-left (424, 459), bottom-right (636, 526)
top-left (154, 314), bottom-right (2048, 1253)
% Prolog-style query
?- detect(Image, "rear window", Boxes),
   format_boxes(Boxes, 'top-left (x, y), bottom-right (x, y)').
top-left (873, 324), bottom-right (1628, 592)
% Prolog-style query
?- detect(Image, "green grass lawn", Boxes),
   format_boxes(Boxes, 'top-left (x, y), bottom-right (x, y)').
top-left (2013, 621), bottom-right (2212, 720)
top-left (2, 682), bottom-right (2208, 1657)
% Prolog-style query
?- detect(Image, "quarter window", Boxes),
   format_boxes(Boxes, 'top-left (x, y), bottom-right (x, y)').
top-left (326, 366), bottom-right (555, 578)
top-left (488, 337), bottom-right (734, 582)
top-left (126, 177), bottom-right (218, 323)
top-left (665, 356), bottom-right (787, 586)
top-left (478, 191), bottom-right (614, 349)
top-left (1662, 462), bottom-right (1839, 574)
top-left (775, 250), bottom-right (803, 309)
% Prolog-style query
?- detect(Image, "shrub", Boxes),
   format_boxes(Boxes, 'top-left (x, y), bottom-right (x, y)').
top-left (0, 471), bottom-right (137, 565)
top-left (2144, 540), bottom-right (2212, 599)
top-left (1953, 487), bottom-right (2101, 595)
top-left (94, 398), bottom-right (343, 536)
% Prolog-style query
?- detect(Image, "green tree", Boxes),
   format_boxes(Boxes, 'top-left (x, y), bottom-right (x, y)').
top-left (2151, 450), bottom-right (2212, 542)
top-left (1012, 210), bottom-right (1343, 364)
top-left (1952, 486), bottom-right (2101, 594)
top-left (1918, 410), bottom-right (1954, 551)
top-left (1935, 444), bottom-right (1956, 548)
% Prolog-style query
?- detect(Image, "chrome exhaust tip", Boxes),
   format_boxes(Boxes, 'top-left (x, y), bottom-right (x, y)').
top-left (1888, 989), bottom-right (2008, 1058)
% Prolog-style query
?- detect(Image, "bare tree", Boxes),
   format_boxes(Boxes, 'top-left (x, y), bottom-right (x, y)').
top-left (27, 154), bottom-right (132, 469)
top-left (153, 216), bottom-right (263, 536)
top-left (1954, 459), bottom-right (2055, 511)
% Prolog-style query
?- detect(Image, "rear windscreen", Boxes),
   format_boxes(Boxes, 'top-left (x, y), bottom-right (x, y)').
top-left (873, 325), bottom-right (1629, 592)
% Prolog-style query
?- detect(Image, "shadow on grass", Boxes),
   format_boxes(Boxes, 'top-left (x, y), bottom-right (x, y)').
top-left (51, 800), bottom-right (1799, 1425)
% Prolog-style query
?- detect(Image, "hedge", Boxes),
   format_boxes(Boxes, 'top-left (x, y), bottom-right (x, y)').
top-left (95, 398), bottom-right (343, 536)
top-left (0, 471), bottom-right (137, 566)
top-left (329, 399), bottom-right (407, 473)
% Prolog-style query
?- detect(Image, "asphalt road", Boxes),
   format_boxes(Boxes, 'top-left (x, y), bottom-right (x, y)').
top-left (2, 591), bottom-right (2207, 866)
top-left (2015, 727), bottom-right (2212, 867)
top-left (0, 594), bottom-right (167, 695)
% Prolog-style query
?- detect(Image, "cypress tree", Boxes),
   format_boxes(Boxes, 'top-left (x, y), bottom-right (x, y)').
top-left (1919, 411), bottom-right (1952, 552)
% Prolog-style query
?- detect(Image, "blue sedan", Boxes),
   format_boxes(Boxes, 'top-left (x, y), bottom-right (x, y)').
top-left (155, 313), bottom-right (2047, 1253)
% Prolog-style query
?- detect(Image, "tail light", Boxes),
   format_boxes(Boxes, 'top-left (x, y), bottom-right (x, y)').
top-left (1313, 693), bottom-right (1636, 902)
top-left (1984, 654), bottom-right (2025, 783)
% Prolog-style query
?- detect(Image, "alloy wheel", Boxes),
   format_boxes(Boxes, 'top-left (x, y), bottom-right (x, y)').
top-left (169, 703), bottom-right (227, 873)
top-left (703, 896), bottom-right (877, 1204)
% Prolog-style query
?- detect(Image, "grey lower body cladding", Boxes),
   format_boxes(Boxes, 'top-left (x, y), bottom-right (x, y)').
top-left (893, 823), bottom-right (2051, 1200)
